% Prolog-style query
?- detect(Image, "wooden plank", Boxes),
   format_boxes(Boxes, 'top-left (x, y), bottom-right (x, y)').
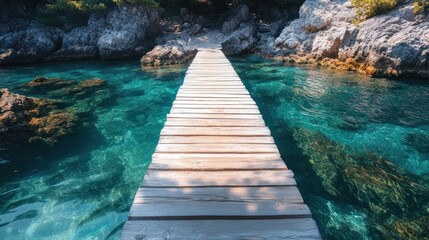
top-left (176, 93), bottom-right (252, 98)
top-left (142, 170), bottom-right (296, 187)
top-left (181, 82), bottom-right (245, 86)
top-left (180, 85), bottom-right (246, 89)
top-left (121, 219), bottom-right (321, 240)
top-left (175, 97), bottom-right (255, 102)
top-left (172, 104), bottom-right (258, 109)
top-left (160, 126), bottom-right (271, 136)
top-left (169, 108), bottom-right (260, 114)
top-left (129, 201), bottom-right (310, 220)
top-left (178, 90), bottom-right (249, 95)
top-left (158, 136), bottom-right (274, 143)
top-left (173, 100), bottom-right (256, 105)
top-left (152, 152), bottom-right (282, 161)
top-left (164, 118), bottom-right (265, 127)
top-left (150, 154), bottom-right (286, 170)
top-left (155, 143), bottom-right (279, 153)
top-left (133, 187), bottom-right (302, 204)
top-left (167, 113), bottom-right (263, 119)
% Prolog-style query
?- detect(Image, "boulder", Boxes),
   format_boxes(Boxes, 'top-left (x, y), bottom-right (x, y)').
top-left (140, 40), bottom-right (197, 66)
top-left (97, 5), bottom-right (159, 59)
top-left (222, 23), bottom-right (256, 56)
top-left (221, 4), bottom-right (250, 34)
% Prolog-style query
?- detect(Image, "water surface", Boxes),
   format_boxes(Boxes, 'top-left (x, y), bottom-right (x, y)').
top-left (1, 56), bottom-right (428, 240)
top-left (0, 60), bottom-right (186, 239)
top-left (231, 56), bottom-right (429, 240)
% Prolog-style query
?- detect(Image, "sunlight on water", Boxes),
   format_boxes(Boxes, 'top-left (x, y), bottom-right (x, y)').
top-left (0, 60), bottom-right (186, 239)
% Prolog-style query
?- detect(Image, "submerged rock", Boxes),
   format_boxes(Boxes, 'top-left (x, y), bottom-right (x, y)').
top-left (0, 88), bottom-right (77, 146)
top-left (1, 76), bottom-right (115, 149)
top-left (140, 40), bottom-right (197, 66)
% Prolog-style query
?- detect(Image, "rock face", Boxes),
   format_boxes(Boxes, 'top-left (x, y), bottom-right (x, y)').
top-left (222, 23), bottom-right (257, 56)
top-left (97, 5), bottom-right (159, 59)
top-left (0, 20), bottom-right (63, 64)
top-left (221, 4), bottom-right (257, 56)
top-left (0, 4), bottom-right (159, 64)
top-left (140, 40), bottom-right (197, 66)
top-left (272, 0), bottom-right (429, 78)
top-left (221, 4), bottom-right (250, 34)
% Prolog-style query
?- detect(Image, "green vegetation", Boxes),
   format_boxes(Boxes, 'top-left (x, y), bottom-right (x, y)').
top-left (352, 0), bottom-right (428, 25)
top-left (414, 0), bottom-right (429, 14)
top-left (351, 0), bottom-right (402, 23)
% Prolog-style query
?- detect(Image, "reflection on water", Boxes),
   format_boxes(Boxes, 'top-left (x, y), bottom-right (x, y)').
top-left (231, 56), bottom-right (429, 240)
top-left (0, 60), bottom-right (186, 239)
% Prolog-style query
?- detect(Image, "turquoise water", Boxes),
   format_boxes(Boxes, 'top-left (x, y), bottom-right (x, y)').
top-left (0, 60), bottom-right (186, 239)
top-left (230, 56), bottom-right (429, 239)
top-left (1, 56), bottom-right (428, 240)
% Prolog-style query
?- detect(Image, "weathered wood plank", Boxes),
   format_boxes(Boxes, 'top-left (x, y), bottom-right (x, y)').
top-left (121, 219), bottom-right (321, 240)
top-left (164, 118), bottom-right (265, 127)
top-left (169, 108), bottom-right (260, 114)
top-left (160, 126), bottom-right (271, 136)
top-left (129, 202), bottom-right (311, 220)
top-left (172, 104), bottom-right (258, 109)
top-left (150, 154), bottom-right (286, 170)
top-left (167, 113), bottom-right (263, 119)
top-left (155, 143), bottom-right (279, 153)
top-left (173, 100), bottom-right (256, 105)
top-left (133, 187), bottom-right (302, 204)
top-left (142, 170), bottom-right (296, 187)
top-left (176, 93), bottom-right (252, 98)
top-left (152, 152), bottom-right (282, 160)
top-left (175, 96), bottom-right (255, 101)
top-left (178, 90), bottom-right (249, 95)
top-left (181, 84), bottom-right (246, 88)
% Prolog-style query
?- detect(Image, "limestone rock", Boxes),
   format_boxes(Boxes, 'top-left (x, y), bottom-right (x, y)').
top-left (273, 0), bottom-right (429, 79)
top-left (97, 5), bottom-right (159, 59)
top-left (140, 40), bottom-right (197, 66)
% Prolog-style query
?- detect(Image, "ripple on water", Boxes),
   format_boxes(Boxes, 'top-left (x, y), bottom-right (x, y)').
top-left (0, 60), bottom-right (185, 239)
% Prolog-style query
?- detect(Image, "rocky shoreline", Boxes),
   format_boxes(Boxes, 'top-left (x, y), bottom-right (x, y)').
top-left (1, 0), bottom-right (428, 79)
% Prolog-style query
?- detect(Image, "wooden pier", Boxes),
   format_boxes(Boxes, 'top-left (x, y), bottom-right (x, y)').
top-left (121, 49), bottom-right (321, 239)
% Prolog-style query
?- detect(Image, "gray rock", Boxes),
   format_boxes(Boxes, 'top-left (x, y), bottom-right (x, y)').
top-left (47, 15), bottom-right (106, 60)
top-left (97, 5), bottom-right (159, 59)
top-left (140, 40), bottom-right (197, 66)
top-left (0, 20), bottom-right (62, 64)
top-left (221, 4), bottom-right (250, 34)
top-left (272, 0), bottom-right (429, 79)
top-left (222, 23), bottom-right (256, 56)
top-left (187, 24), bottom-right (202, 35)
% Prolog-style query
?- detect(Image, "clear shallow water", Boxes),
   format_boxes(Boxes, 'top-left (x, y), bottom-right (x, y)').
top-left (0, 60), bottom-right (186, 239)
top-left (0, 56), bottom-right (428, 240)
top-left (230, 56), bottom-right (429, 239)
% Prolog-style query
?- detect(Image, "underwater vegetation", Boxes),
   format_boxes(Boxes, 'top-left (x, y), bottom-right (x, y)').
top-left (231, 55), bottom-right (429, 240)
